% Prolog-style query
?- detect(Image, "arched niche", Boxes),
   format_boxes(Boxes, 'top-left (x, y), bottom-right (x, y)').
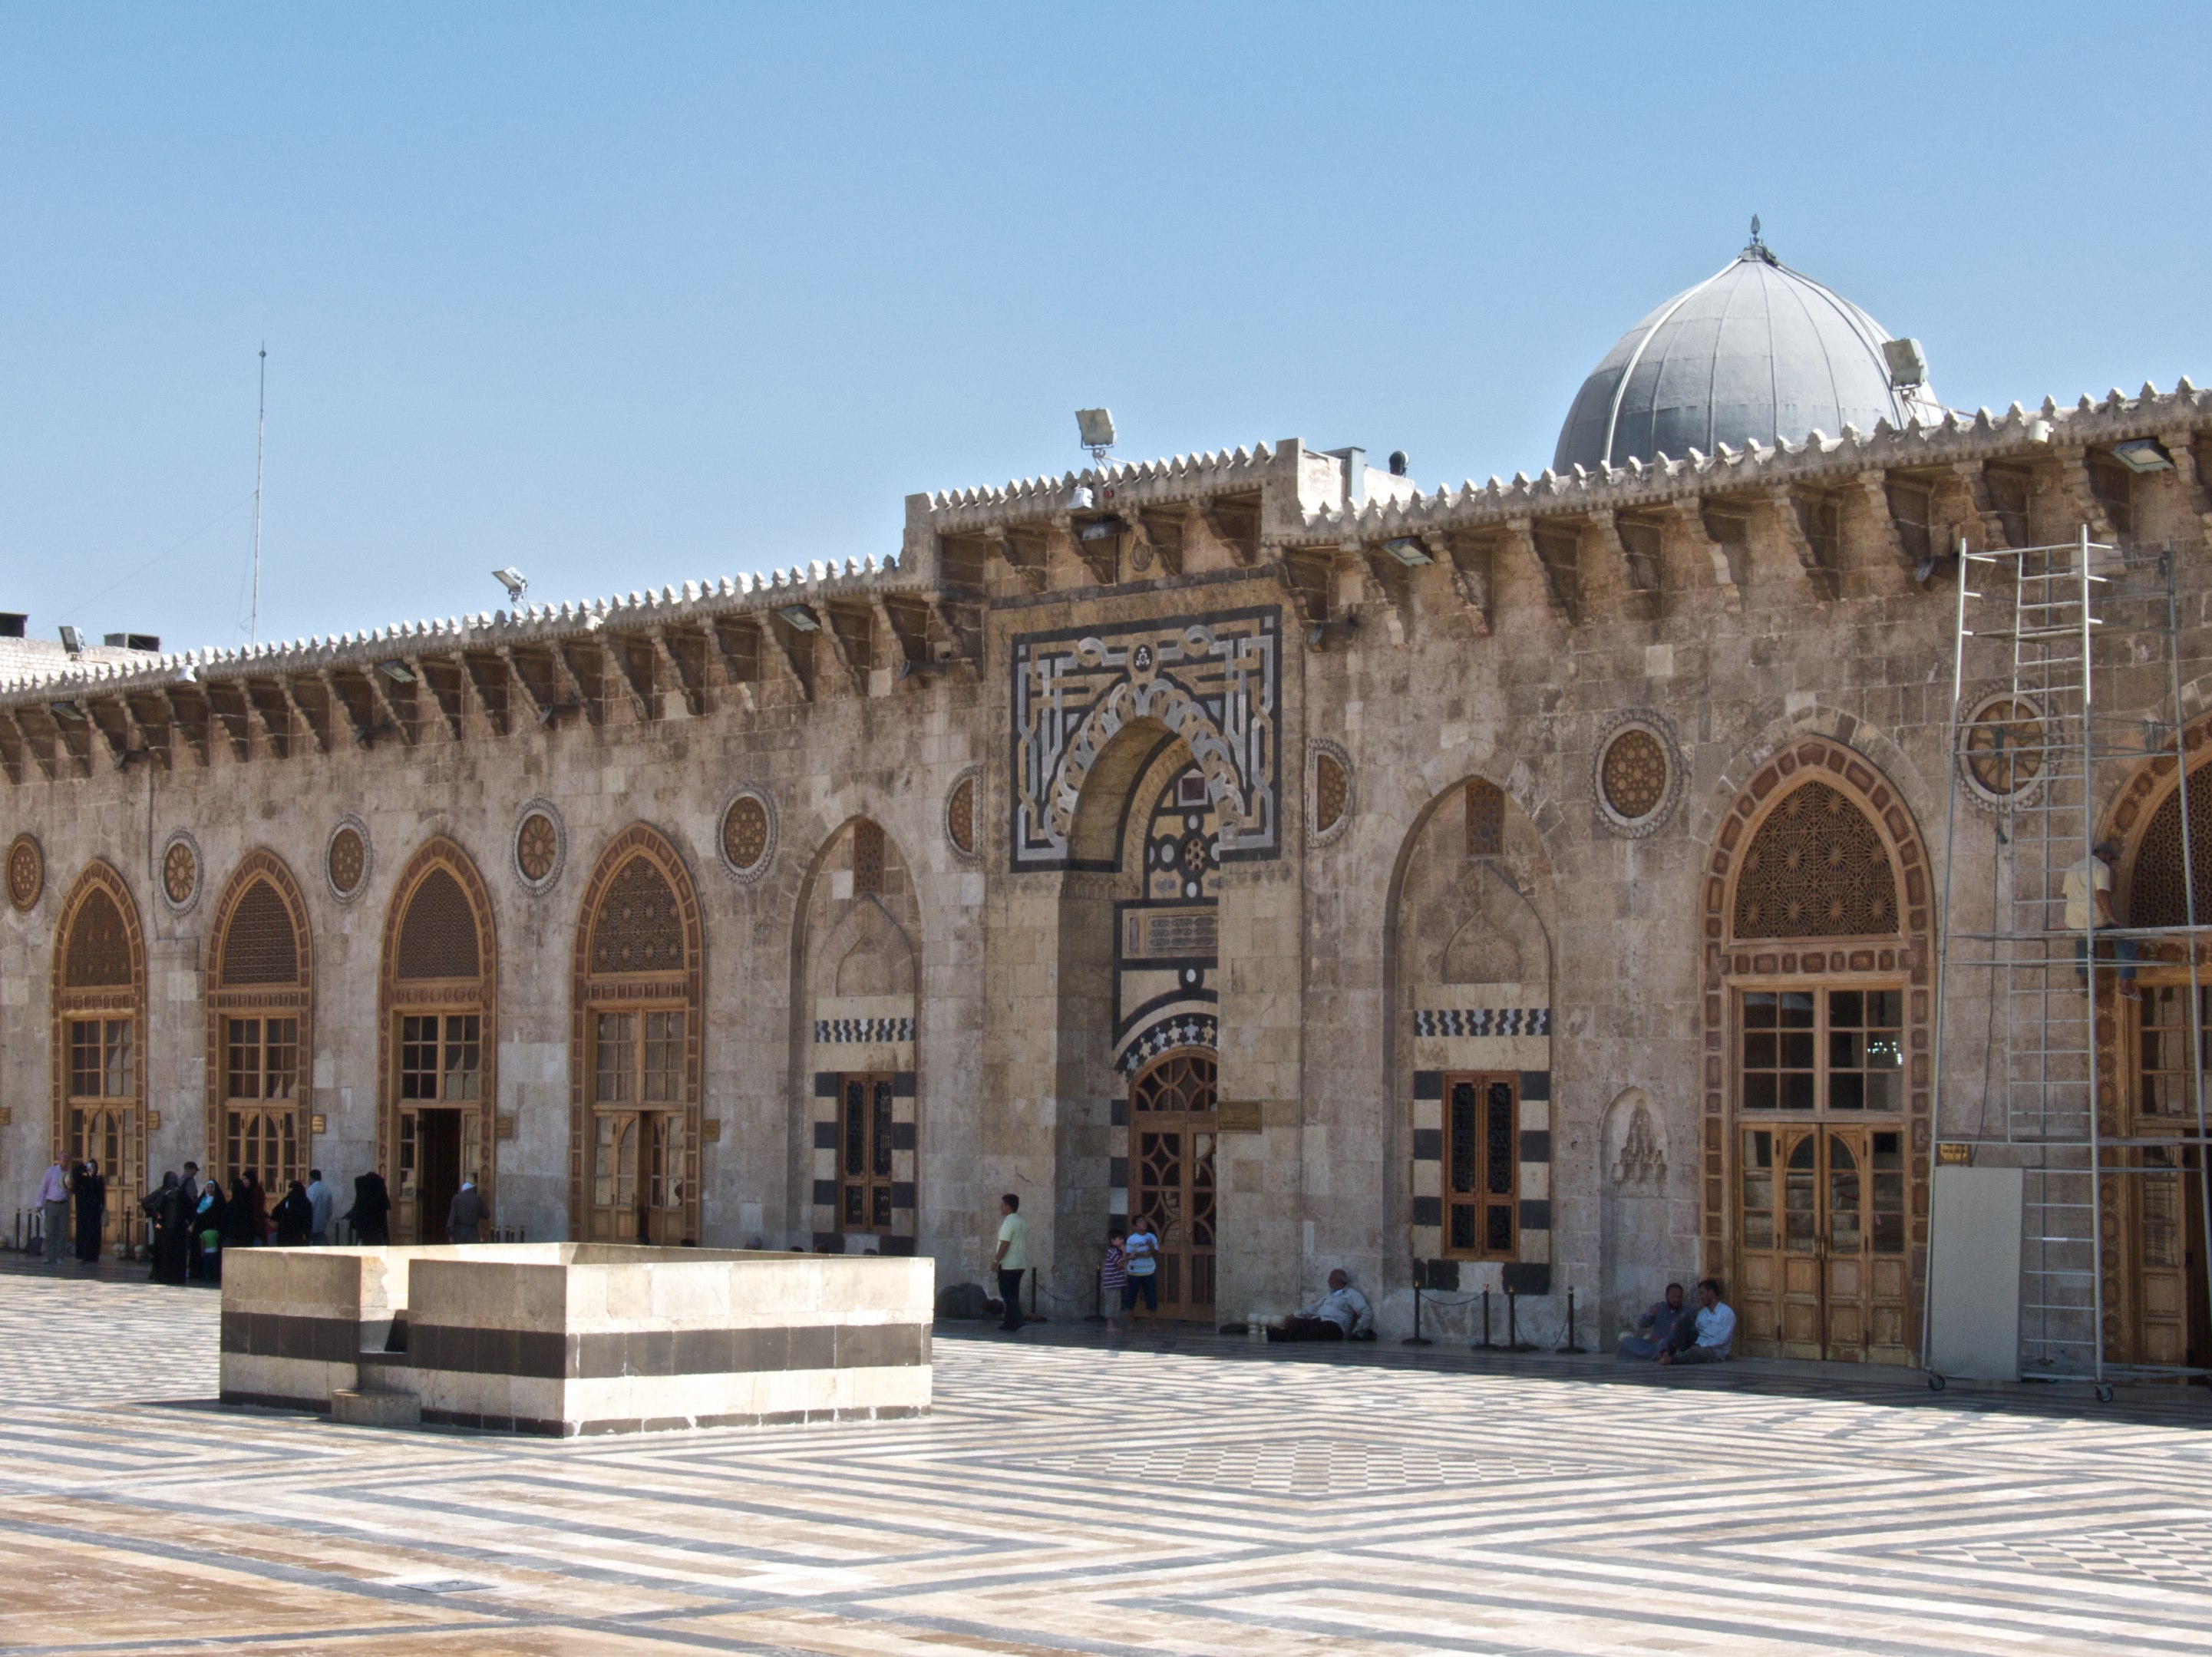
top-left (50, 860), bottom-right (146, 1256)
top-left (568, 824), bottom-right (704, 1244)
top-left (1389, 775), bottom-right (1557, 1297)
top-left (1704, 736), bottom-right (1930, 1366)
top-left (376, 837), bottom-right (498, 1244)
top-left (794, 817), bottom-right (921, 1254)
top-left (203, 850), bottom-right (315, 1196)
top-left (1050, 715), bottom-right (1227, 1320)
top-left (1598, 1087), bottom-right (1679, 1340)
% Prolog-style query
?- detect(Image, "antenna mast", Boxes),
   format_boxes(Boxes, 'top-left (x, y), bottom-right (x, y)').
top-left (249, 343), bottom-right (267, 645)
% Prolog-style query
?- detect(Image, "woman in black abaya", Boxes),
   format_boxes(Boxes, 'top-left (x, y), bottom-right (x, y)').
top-left (72, 1158), bottom-right (107, 1263)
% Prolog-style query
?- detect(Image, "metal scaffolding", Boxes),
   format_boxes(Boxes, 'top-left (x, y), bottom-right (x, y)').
top-left (1929, 526), bottom-right (2212, 1395)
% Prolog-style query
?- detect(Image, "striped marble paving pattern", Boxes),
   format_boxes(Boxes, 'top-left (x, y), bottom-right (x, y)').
top-left (0, 1260), bottom-right (2207, 1655)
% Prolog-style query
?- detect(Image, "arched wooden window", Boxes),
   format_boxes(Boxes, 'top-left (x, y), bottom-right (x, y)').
top-left (1705, 740), bottom-right (1930, 1368)
top-left (204, 853), bottom-right (314, 1200)
top-left (378, 839), bottom-right (497, 1244)
top-left (51, 862), bottom-right (146, 1256)
top-left (570, 826), bottom-right (702, 1244)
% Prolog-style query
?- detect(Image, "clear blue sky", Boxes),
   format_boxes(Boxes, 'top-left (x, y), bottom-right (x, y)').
top-left (5, 4), bottom-right (2207, 655)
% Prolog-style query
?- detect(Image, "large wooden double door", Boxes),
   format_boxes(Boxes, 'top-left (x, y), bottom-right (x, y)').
top-left (585, 1008), bottom-right (689, 1243)
top-left (1738, 1124), bottom-right (1911, 1363)
top-left (1130, 1051), bottom-right (1217, 1320)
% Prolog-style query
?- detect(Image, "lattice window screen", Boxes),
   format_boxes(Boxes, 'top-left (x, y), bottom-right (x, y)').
top-left (852, 820), bottom-right (886, 898)
top-left (590, 857), bottom-right (685, 975)
top-left (221, 880), bottom-right (300, 986)
top-left (1732, 782), bottom-right (1898, 939)
top-left (2129, 766), bottom-right (2212, 929)
top-left (63, 890), bottom-right (132, 988)
top-left (1465, 779), bottom-right (1504, 857)
top-left (395, 868), bottom-right (480, 980)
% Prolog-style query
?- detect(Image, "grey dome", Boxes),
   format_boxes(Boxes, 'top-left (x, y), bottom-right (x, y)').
top-left (1553, 238), bottom-right (1936, 473)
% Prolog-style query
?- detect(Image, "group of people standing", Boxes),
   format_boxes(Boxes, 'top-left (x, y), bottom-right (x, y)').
top-left (31, 1157), bottom-right (396, 1284)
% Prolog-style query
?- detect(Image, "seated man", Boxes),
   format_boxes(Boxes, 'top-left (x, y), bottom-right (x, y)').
top-left (1616, 1281), bottom-right (1689, 1361)
top-left (1657, 1278), bottom-right (1735, 1365)
top-left (1268, 1269), bottom-right (1375, 1342)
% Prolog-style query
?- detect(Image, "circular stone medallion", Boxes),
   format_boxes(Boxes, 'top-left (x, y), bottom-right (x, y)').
top-left (1593, 715), bottom-right (1682, 837)
top-left (511, 800), bottom-right (566, 892)
top-left (6, 833), bottom-right (43, 913)
top-left (718, 787), bottom-right (778, 883)
top-left (160, 832), bottom-right (200, 912)
top-left (326, 818), bottom-right (371, 903)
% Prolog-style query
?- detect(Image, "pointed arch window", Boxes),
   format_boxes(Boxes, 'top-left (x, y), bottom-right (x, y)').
top-left (571, 830), bottom-right (702, 1246)
top-left (53, 866), bottom-right (146, 1258)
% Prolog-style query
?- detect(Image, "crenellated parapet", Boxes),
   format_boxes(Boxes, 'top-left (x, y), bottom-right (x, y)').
top-left (5, 383), bottom-right (2209, 784)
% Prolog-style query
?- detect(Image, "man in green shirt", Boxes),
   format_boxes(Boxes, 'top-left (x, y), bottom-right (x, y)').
top-left (992, 1193), bottom-right (1028, 1332)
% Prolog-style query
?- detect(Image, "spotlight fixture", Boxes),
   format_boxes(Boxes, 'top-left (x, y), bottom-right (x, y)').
top-left (1066, 483), bottom-right (1095, 511)
top-left (778, 605), bottom-right (820, 632)
top-left (536, 700), bottom-right (581, 728)
top-left (1079, 516), bottom-right (1124, 543)
top-left (1880, 337), bottom-right (1928, 390)
top-left (353, 720), bottom-right (397, 748)
top-left (1075, 408), bottom-right (1116, 454)
top-left (1380, 537), bottom-right (1433, 568)
top-left (491, 566), bottom-right (529, 602)
top-left (48, 701), bottom-right (85, 722)
top-left (114, 748), bottom-right (147, 772)
top-left (57, 625), bottom-right (84, 655)
top-left (375, 659), bottom-right (417, 684)
top-left (2111, 438), bottom-right (2173, 474)
top-left (1913, 553), bottom-right (1940, 586)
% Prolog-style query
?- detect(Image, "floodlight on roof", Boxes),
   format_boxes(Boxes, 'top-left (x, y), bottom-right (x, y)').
top-left (376, 659), bottom-right (417, 684)
top-left (1075, 408), bottom-right (1115, 451)
top-left (1880, 338), bottom-right (1928, 390)
top-left (57, 625), bottom-right (84, 655)
top-left (491, 566), bottom-right (529, 602)
top-left (1066, 484), bottom-right (1094, 511)
top-left (2111, 438), bottom-right (2174, 474)
top-left (48, 701), bottom-right (85, 722)
top-left (1381, 537), bottom-right (1432, 568)
top-left (778, 605), bottom-right (820, 632)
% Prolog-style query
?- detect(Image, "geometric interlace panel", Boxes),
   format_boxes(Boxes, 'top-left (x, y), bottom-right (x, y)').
top-left (1733, 781), bottom-right (1898, 939)
top-left (220, 880), bottom-right (300, 986)
top-left (63, 890), bottom-right (133, 988)
top-left (2129, 763), bottom-right (2212, 929)
top-left (395, 868), bottom-right (480, 981)
top-left (590, 857), bottom-right (685, 975)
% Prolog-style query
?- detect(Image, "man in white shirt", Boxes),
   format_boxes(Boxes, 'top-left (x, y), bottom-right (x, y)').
top-left (1267, 1269), bottom-right (1375, 1342)
top-left (992, 1193), bottom-right (1029, 1332)
top-left (305, 1169), bottom-right (335, 1246)
top-left (36, 1159), bottom-right (70, 1267)
top-left (2063, 840), bottom-right (2138, 997)
top-left (1658, 1279), bottom-right (1736, 1365)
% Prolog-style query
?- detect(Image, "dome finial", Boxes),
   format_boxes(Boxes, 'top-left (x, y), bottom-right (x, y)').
top-left (1745, 213), bottom-right (1767, 258)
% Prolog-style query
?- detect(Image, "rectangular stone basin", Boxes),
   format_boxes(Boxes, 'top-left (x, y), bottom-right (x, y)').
top-left (219, 1243), bottom-right (933, 1436)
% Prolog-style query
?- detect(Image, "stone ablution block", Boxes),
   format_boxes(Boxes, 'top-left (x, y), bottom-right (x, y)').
top-left (220, 1244), bottom-right (933, 1437)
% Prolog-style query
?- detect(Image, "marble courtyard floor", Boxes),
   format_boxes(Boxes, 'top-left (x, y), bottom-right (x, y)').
top-left (1, 1259), bottom-right (2210, 1655)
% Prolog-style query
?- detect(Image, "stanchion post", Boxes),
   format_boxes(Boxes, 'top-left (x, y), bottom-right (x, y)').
top-left (1505, 1285), bottom-right (1536, 1352)
top-left (1404, 1259), bottom-right (1433, 1347)
top-left (1556, 1286), bottom-right (1588, 1355)
top-left (1474, 1287), bottom-right (1495, 1351)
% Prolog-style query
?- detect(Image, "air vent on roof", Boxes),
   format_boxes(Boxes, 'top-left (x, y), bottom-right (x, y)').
top-left (0, 613), bottom-right (25, 639)
top-left (103, 632), bottom-right (161, 652)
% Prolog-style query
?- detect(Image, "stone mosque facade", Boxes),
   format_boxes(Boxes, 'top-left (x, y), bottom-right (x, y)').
top-left (5, 232), bottom-right (2211, 1366)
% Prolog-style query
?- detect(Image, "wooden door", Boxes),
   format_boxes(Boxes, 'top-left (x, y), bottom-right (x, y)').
top-left (1738, 1124), bottom-right (1910, 1362)
top-left (65, 1016), bottom-right (139, 1253)
top-left (589, 1110), bottom-right (685, 1243)
top-left (1131, 1051), bottom-right (1218, 1320)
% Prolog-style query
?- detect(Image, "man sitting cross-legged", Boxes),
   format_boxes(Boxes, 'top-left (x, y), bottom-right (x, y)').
top-left (1616, 1281), bottom-right (1690, 1361)
top-left (1267, 1269), bottom-right (1375, 1342)
top-left (1657, 1278), bottom-right (1736, 1365)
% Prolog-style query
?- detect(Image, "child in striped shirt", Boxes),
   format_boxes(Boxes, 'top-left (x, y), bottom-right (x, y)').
top-left (1101, 1227), bottom-right (1128, 1332)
